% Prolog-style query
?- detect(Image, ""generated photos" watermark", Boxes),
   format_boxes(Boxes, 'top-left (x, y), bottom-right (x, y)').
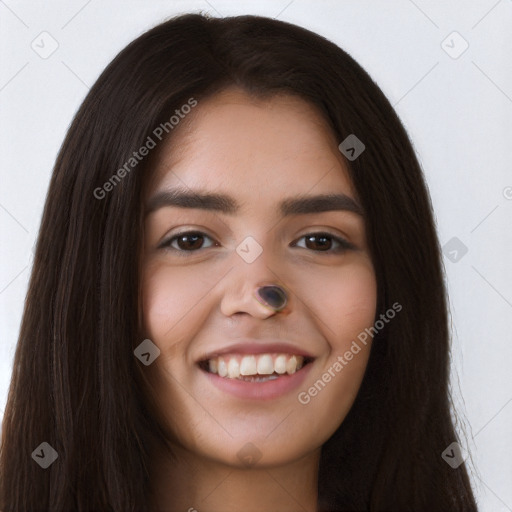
top-left (298, 302), bottom-right (402, 404)
top-left (93, 97), bottom-right (197, 200)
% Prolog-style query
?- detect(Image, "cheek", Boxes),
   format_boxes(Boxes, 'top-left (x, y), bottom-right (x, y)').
top-left (139, 262), bottom-right (207, 433)
top-left (331, 270), bottom-right (377, 347)
top-left (306, 257), bottom-right (378, 344)
top-left (141, 261), bottom-right (210, 344)
top-left (293, 259), bottom-right (377, 432)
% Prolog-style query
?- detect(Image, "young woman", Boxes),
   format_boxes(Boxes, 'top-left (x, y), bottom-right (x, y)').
top-left (0, 12), bottom-right (478, 511)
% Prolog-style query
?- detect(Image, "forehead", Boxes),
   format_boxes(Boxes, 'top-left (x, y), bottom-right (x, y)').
top-left (147, 87), bottom-right (357, 202)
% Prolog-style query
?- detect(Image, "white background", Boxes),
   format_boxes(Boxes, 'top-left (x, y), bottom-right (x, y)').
top-left (1, 1), bottom-right (511, 510)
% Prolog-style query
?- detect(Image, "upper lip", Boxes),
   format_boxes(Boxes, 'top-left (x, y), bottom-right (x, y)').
top-left (196, 340), bottom-right (316, 362)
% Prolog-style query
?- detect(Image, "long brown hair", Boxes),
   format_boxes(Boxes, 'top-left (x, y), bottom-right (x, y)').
top-left (0, 12), bottom-right (477, 511)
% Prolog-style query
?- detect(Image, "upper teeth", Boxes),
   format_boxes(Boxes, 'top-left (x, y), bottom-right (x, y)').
top-left (207, 354), bottom-right (305, 379)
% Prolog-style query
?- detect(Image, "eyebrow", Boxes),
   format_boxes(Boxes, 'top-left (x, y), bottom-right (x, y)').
top-left (145, 187), bottom-right (363, 217)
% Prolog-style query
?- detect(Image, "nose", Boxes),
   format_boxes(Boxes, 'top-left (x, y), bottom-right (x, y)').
top-left (219, 252), bottom-right (291, 319)
top-left (221, 280), bottom-right (291, 319)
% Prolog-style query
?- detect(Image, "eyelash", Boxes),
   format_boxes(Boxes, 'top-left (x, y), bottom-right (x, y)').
top-left (158, 230), bottom-right (356, 255)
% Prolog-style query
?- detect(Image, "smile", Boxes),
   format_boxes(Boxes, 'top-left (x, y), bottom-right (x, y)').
top-left (198, 351), bottom-right (315, 400)
top-left (199, 353), bottom-right (313, 380)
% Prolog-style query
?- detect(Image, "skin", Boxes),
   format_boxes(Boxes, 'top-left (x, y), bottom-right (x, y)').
top-left (140, 87), bottom-right (377, 512)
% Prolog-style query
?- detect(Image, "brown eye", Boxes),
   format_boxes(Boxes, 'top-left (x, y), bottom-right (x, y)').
top-left (304, 234), bottom-right (332, 251)
top-left (175, 233), bottom-right (204, 250)
top-left (293, 232), bottom-right (355, 253)
top-left (160, 231), bottom-right (216, 252)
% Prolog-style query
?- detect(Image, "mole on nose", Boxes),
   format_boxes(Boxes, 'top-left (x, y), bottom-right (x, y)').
top-left (256, 285), bottom-right (287, 311)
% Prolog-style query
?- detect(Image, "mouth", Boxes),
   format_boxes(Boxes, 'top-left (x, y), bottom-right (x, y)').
top-left (197, 353), bottom-right (315, 382)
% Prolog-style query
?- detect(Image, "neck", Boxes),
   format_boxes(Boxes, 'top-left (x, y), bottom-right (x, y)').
top-left (149, 442), bottom-right (320, 512)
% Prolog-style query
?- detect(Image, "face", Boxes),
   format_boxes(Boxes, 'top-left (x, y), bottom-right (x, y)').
top-left (140, 87), bottom-right (377, 468)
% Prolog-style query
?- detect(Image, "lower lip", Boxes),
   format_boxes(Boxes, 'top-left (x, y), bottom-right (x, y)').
top-left (200, 363), bottom-right (313, 400)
